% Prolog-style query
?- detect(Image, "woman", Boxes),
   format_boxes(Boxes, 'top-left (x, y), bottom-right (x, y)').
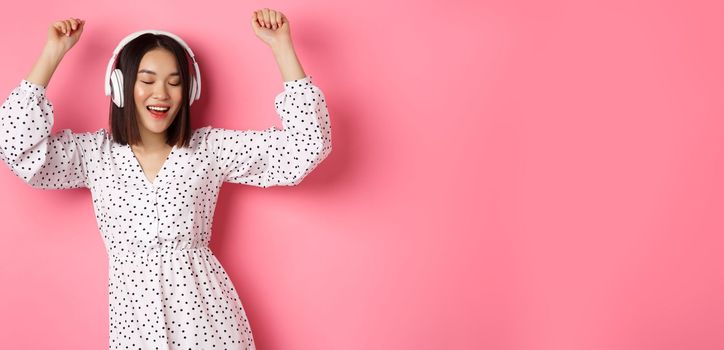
top-left (0, 9), bottom-right (332, 349)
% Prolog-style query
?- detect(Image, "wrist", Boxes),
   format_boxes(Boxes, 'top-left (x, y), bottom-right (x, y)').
top-left (271, 40), bottom-right (294, 54)
top-left (41, 43), bottom-right (66, 62)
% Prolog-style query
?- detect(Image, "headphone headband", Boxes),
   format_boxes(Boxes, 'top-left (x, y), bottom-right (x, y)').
top-left (104, 29), bottom-right (201, 103)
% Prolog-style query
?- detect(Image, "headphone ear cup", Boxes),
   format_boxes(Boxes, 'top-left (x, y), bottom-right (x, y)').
top-left (110, 69), bottom-right (125, 108)
top-left (189, 77), bottom-right (197, 106)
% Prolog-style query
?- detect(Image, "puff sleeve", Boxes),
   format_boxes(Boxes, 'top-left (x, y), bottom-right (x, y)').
top-left (0, 80), bottom-right (105, 189)
top-left (205, 75), bottom-right (332, 188)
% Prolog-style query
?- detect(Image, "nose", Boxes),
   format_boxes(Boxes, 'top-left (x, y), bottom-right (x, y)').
top-left (152, 83), bottom-right (171, 100)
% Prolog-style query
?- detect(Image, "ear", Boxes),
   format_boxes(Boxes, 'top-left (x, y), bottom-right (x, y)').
top-left (111, 69), bottom-right (125, 108)
top-left (189, 76), bottom-right (197, 106)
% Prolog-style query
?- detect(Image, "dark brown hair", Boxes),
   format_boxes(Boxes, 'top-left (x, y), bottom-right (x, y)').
top-left (109, 33), bottom-right (194, 148)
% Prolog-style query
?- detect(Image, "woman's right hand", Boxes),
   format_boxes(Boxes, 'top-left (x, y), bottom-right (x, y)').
top-left (25, 18), bottom-right (85, 87)
top-left (46, 18), bottom-right (85, 55)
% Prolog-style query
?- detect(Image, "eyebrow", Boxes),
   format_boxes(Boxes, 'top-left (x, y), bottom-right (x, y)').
top-left (137, 69), bottom-right (180, 76)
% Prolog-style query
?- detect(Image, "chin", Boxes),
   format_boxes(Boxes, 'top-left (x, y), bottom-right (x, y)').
top-left (140, 110), bottom-right (178, 133)
top-left (140, 119), bottom-right (175, 135)
top-left (145, 125), bottom-right (170, 134)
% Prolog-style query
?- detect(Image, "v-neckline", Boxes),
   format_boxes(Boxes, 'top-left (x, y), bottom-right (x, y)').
top-left (127, 143), bottom-right (176, 187)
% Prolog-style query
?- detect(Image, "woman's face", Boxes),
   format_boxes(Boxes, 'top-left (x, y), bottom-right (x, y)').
top-left (133, 48), bottom-right (183, 137)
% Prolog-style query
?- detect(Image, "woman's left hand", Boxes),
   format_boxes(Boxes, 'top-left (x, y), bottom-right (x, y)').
top-left (251, 8), bottom-right (292, 48)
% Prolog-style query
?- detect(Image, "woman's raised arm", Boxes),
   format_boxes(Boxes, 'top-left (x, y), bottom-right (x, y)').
top-left (0, 17), bottom-right (106, 190)
top-left (26, 18), bottom-right (85, 87)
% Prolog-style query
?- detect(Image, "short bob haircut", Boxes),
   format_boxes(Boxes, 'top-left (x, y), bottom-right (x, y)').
top-left (109, 33), bottom-right (194, 148)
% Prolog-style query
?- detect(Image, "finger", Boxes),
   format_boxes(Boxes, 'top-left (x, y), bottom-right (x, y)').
top-left (272, 11), bottom-right (280, 29)
top-left (56, 21), bottom-right (65, 35)
top-left (75, 19), bottom-right (85, 35)
top-left (60, 21), bottom-right (69, 35)
top-left (53, 22), bottom-right (63, 35)
top-left (64, 20), bottom-right (74, 35)
top-left (261, 8), bottom-right (271, 28)
top-left (69, 19), bottom-right (78, 32)
top-left (255, 11), bottom-right (265, 28)
top-left (280, 13), bottom-right (287, 26)
top-left (256, 11), bottom-right (263, 28)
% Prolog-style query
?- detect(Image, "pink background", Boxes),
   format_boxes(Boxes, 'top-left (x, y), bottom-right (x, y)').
top-left (1, 0), bottom-right (723, 349)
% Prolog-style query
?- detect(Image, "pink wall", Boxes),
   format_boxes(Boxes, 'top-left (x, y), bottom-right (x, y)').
top-left (1, 0), bottom-right (723, 349)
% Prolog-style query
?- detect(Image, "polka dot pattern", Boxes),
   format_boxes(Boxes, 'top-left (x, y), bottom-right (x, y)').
top-left (0, 75), bottom-right (332, 349)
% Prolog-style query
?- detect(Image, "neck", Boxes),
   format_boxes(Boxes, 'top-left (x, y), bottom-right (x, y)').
top-left (132, 128), bottom-right (171, 153)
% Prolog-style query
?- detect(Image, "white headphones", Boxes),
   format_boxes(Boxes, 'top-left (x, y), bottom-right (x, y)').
top-left (104, 29), bottom-right (202, 108)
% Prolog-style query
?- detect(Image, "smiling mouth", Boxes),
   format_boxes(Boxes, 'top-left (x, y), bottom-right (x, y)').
top-left (147, 106), bottom-right (170, 119)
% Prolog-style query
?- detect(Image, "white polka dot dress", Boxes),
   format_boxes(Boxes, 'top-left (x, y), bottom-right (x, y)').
top-left (0, 76), bottom-right (332, 349)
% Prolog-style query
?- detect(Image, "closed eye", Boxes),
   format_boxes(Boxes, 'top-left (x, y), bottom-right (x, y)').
top-left (141, 81), bottom-right (181, 86)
